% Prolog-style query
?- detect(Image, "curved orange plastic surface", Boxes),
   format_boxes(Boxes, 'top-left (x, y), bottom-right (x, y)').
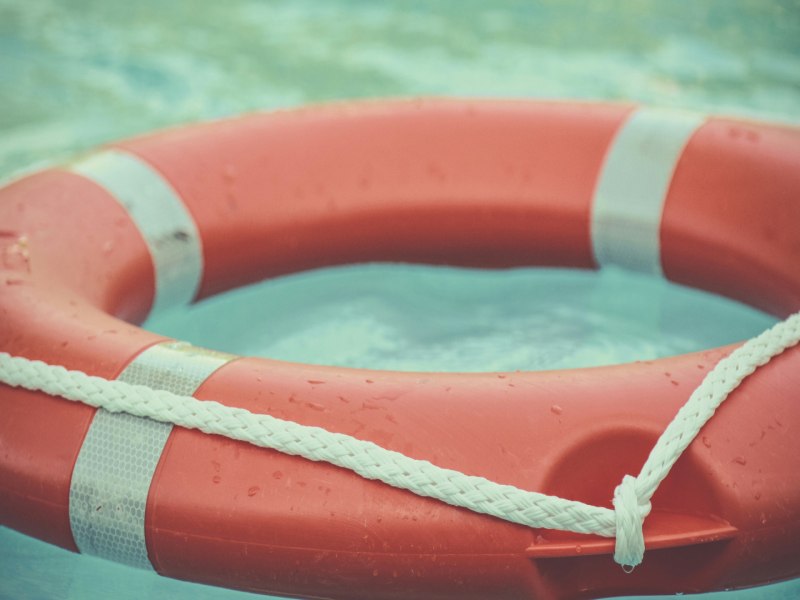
top-left (1, 99), bottom-right (799, 599)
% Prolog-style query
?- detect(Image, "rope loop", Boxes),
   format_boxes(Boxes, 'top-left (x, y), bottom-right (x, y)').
top-left (612, 474), bottom-right (651, 570)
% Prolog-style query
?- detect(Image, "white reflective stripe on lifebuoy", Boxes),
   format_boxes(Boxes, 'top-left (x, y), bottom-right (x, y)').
top-left (591, 108), bottom-right (706, 275)
top-left (70, 149), bottom-right (203, 315)
top-left (68, 341), bottom-right (236, 569)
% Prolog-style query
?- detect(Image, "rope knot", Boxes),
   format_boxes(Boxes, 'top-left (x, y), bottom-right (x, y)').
top-left (612, 474), bottom-right (651, 571)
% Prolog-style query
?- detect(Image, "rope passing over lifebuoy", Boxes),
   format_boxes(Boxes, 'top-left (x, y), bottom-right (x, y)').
top-left (1, 310), bottom-right (798, 569)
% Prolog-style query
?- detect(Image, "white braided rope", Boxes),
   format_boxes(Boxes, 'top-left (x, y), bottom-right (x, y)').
top-left (1, 311), bottom-right (798, 569)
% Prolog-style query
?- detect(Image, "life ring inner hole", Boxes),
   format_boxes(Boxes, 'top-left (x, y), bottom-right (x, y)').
top-left (144, 263), bottom-right (776, 372)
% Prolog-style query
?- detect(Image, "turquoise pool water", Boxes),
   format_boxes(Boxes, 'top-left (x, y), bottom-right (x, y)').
top-left (147, 265), bottom-right (776, 374)
top-left (1, 1), bottom-right (799, 598)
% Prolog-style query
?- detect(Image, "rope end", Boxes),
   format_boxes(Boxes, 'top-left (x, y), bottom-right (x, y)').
top-left (613, 474), bottom-right (650, 571)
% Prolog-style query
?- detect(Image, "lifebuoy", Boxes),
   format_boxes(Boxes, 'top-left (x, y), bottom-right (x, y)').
top-left (1, 99), bottom-right (799, 599)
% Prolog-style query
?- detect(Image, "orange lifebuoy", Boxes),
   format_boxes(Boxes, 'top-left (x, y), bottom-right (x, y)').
top-left (1, 99), bottom-right (799, 599)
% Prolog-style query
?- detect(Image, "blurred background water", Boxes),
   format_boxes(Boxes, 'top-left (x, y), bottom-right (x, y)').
top-left (1, 1), bottom-right (799, 598)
